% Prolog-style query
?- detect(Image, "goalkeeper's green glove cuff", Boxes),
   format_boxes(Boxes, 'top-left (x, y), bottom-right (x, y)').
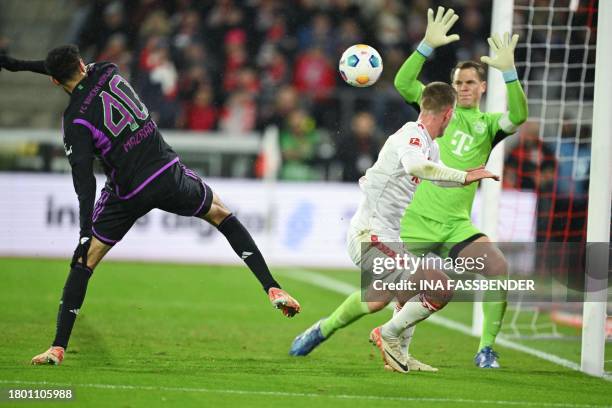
top-left (503, 68), bottom-right (518, 83)
top-left (416, 41), bottom-right (434, 58)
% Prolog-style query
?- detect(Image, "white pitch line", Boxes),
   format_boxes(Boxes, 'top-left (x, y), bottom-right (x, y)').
top-left (283, 269), bottom-right (612, 382)
top-left (0, 380), bottom-right (609, 408)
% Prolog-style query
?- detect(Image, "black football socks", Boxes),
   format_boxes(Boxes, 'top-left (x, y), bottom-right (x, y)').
top-left (52, 264), bottom-right (93, 349)
top-left (217, 214), bottom-right (280, 292)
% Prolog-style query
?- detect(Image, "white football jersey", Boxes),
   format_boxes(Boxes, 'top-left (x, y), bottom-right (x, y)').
top-left (350, 121), bottom-right (440, 238)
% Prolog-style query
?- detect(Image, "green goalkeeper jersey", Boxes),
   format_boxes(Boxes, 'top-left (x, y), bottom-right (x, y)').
top-left (395, 51), bottom-right (528, 225)
top-left (410, 106), bottom-right (505, 222)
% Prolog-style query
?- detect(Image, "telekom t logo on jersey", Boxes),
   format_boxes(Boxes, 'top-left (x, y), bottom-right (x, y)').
top-left (450, 130), bottom-right (474, 156)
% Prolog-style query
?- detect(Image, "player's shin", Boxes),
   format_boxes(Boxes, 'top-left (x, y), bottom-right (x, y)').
top-left (382, 287), bottom-right (451, 339)
top-left (320, 291), bottom-right (371, 338)
top-left (382, 294), bottom-right (433, 338)
top-left (394, 304), bottom-right (415, 355)
top-left (382, 270), bottom-right (453, 338)
top-left (52, 264), bottom-right (93, 349)
top-left (479, 289), bottom-right (508, 350)
top-left (216, 214), bottom-right (280, 291)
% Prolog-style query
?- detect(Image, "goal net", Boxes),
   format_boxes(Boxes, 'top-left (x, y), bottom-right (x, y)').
top-left (498, 0), bottom-right (608, 349)
top-left (507, 0), bottom-right (596, 243)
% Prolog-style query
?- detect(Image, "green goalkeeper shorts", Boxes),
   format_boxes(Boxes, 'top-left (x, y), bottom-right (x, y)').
top-left (400, 208), bottom-right (484, 259)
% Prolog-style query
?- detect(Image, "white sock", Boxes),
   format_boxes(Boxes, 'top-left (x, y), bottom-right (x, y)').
top-left (393, 305), bottom-right (415, 355)
top-left (382, 294), bottom-right (436, 338)
top-left (401, 326), bottom-right (415, 355)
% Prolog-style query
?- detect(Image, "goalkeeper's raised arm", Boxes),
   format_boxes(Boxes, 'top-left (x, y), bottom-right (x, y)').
top-left (394, 7), bottom-right (460, 104)
top-left (480, 32), bottom-right (529, 134)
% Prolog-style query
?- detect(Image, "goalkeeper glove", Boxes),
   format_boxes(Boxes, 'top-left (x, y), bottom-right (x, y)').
top-left (71, 236), bottom-right (92, 268)
top-left (417, 7), bottom-right (460, 57)
top-left (268, 287), bottom-right (301, 318)
top-left (480, 32), bottom-right (520, 82)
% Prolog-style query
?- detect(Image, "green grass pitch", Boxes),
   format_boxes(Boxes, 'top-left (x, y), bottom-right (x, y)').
top-left (0, 258), bottom-right (610, 407)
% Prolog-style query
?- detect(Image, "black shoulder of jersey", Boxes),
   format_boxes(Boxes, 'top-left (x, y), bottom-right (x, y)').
top-left (86, 61), bottom-right (118, 75)
top-left (63, 61), bottom-right (120, 121)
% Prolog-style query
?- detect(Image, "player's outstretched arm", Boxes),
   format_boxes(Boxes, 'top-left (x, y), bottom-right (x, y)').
top-left (395, 7), bottom-right (460, 104)
top-left (401, 148), bottom-right (499, 187)
top-left (431, 163), bottom-right (477, 188)
top-left (505, 77), bottom-right (528, 128)
top-left (401, 148), bottom-right (467, 185)
top-left (480, 32), bottom-right (528, 132)
top-left (394, 53), bottom-right (427, 104)
top-left (464, 166), bottom-right (500, 185)
top-left (0, 55), bottom-right (48, 75)
top-left (427, 163), bottom-right (500, 186)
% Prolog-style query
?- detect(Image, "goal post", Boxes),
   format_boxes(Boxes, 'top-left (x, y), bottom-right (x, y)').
top-left (484, 0), bottom-right (515, 243)
top-left (580, 0), bottom-right (610, 378)
top-left (475, 0), bottom-right (515, 337)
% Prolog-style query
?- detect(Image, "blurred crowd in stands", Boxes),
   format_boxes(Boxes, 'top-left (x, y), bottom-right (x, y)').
top-left (0, 0), bottom-right (597, 242)
top-left (62, 0), bottom-right (493, 181)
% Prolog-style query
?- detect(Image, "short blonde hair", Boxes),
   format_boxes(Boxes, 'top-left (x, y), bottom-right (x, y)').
top-left (421, 82), bottom-right (457, 113)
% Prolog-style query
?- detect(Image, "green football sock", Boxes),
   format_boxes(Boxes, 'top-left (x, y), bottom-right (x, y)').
top-left (320, 291), bottom-right (371, 338)
top-left (479, 288), bottom-right (507, 350)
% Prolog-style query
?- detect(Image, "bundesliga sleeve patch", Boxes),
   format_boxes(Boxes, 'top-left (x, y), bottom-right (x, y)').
top-left (409, 137), bottom-right (421, 147)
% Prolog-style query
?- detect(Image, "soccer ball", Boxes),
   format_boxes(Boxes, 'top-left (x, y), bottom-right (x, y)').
top-left (338, 44), bottom-right (383, 87)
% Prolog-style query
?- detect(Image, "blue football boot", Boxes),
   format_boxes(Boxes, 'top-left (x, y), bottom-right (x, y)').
top-left (289, 319), bottom-right (327, 356)
top-left (474, 346), bottom-right (500, 368)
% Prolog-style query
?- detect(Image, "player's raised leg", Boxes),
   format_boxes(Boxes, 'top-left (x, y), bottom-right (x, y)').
top-left (153, 162), bottom-right (300, 317)
top-left (454, 236), bottom-right (508, 368)
top-left (32, 237), bottom-right (111, 365)
top-left (199, 190), bottom-right (300, 317)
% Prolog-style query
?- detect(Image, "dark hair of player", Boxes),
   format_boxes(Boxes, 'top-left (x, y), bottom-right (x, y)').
top-left (44, 44), bottom-right (82, 85)
top-left (421, 82), bottom-right (457, 113)
top-left (451, 61), bottom-right (487, 82)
